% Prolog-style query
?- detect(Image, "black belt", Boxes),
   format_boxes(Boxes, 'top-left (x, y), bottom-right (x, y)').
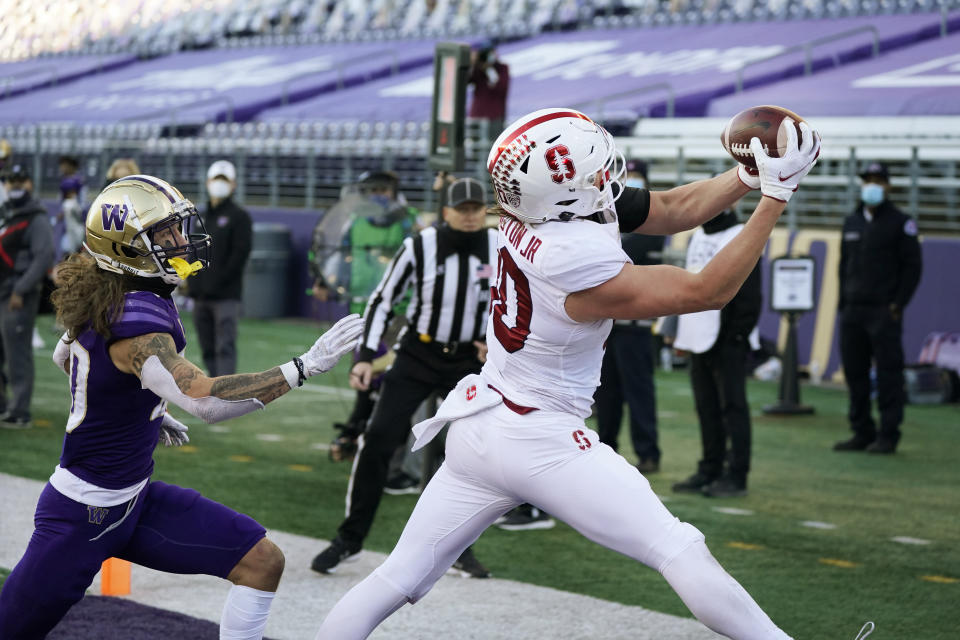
top-left (404, 332), bottom-right (476, 358)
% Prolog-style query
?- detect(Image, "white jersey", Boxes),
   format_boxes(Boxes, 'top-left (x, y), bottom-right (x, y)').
top-left (482, 214), bottom-right (630, 418)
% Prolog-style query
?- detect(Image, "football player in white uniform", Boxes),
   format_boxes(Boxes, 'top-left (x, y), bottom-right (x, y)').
top-left (315, 108), bottom-right (821, 640)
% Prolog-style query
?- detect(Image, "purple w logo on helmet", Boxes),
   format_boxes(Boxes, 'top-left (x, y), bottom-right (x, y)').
top-left (101, 203), bottom-right (129, 232)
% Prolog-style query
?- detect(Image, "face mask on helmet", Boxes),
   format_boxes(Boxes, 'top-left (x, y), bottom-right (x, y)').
top-left (146, 211), bottom-right (211, 280)
top-left (487, 108), bottom-right (625, 224)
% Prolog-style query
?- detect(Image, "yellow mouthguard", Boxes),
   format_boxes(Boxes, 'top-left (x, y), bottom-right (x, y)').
top-left (167, 257), bottom-right (204, 279)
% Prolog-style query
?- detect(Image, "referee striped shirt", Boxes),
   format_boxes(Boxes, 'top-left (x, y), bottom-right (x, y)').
top-left (357, 225), bottom-right (498, 360)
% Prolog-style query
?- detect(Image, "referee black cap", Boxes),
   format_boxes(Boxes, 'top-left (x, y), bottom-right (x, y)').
top-left (447, 177), bottom-right (486, 208)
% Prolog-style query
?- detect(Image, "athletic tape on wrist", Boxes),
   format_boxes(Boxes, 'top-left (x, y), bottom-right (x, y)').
top-left (279, 360), bottom-right (301, 389)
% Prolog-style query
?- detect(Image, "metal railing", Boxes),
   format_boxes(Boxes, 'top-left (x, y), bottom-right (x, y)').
top-left (735, 25), bottom-right (880, 93)
top-left (1, 65), bottom-right (59, 99)
top-left (573, 82), bottom-right (676, 120)
top-left (121, 95), bottom-right (238, 135)
top-left (279, 48), bottom-right (402, 105)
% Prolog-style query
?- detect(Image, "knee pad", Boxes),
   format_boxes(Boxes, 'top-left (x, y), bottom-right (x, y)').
top-left (652, 521), bottom-right (705, 573)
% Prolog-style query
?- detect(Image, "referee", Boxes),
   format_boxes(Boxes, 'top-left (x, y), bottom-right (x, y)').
top-left (312, 177), bottom-right (497, 578)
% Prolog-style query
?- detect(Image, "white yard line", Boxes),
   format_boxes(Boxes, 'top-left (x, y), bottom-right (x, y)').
top-left (0, 472), bottom-right (721, 640)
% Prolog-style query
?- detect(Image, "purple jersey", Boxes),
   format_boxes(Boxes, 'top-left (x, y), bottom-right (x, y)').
top-left (59, 291), bottom-right (187, 489)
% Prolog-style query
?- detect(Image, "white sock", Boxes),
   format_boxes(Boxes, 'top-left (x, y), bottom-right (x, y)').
top-left (661, 541), bottom-right (793, 640)
top-left (315, 572), bottom-right (408, 640)
top-left (220, 584), bottom-right (276, 640)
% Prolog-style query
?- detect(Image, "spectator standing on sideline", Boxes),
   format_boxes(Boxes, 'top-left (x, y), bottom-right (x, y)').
top-left (469, 41), bottom-right (510, 140)
top-left (834, 162), bottom-right (922, 455)
top-left (58, 155), bottom-right (87, 255)
top-left (103, 157), bottom-right (141, 187)
top-left (672, 209), bottom-right (761, 498)
top-left (0, 139), bottom-right (12, 205)
top-left (310, 177), bottom-right (497, 579)
top-left (187, 160), bottom-right (252, 376)
top-left (594, 160), bottom-right (664, 473)
top-left (0, 165), bottom-right (54, 428)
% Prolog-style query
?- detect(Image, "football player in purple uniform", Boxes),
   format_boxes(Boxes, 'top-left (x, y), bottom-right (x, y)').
top-left (0, 175), bottom-right (363, 639)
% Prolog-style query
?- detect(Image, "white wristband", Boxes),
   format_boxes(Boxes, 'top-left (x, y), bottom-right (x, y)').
top-left (279, 360), bottom-right (300, 390)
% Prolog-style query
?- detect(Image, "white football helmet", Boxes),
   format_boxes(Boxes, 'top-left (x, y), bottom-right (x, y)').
top-left (486, 107), bottom-right (625, 224)
top-left (84, 175), bottom-right (210, 285)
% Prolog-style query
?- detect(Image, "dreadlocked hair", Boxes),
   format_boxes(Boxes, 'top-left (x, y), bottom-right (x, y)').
top-left (51, 253), bottom-right (126, 342)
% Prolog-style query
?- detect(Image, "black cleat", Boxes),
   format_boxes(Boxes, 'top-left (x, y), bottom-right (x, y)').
top-left (672, 472), bottom-right (716, 494)
top-left (384, 472), bottom-right (421, 496)
top-left (636, 458), bottom-right (660, 474)
top-left (865, 439), bottom-right (897, 454)
top-left (833, 436), bottom-right (872, 452)
top-left (310, 538), bottom-right (361, 574)
top-left (496, 505), bottom-right (555, 531)
top-left (450, 548), bottom-right (491, 578)
top-left (702, 475), bottom-right (748, 498)
top-left (0, 414), bottom-right (32, 430)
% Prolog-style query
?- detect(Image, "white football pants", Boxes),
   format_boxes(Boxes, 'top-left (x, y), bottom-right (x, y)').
top-left (316, 402), bottom-right (791, 639)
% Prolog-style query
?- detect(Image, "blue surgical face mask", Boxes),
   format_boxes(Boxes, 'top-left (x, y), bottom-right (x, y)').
top-left (368, 194), bottom-right (392, 209)
top-left (861, 183), bottom-right (884, 207)
top-left (625, 178), bottom-right (646, 189)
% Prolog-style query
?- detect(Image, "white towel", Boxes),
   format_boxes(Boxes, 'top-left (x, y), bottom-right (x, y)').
top-left (411, 374), bottom-right (502, 451)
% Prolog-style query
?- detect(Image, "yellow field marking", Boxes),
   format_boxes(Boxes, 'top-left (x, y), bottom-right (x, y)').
top-left (727, 541), bottom-right (765, 551)
top-left (920, 575), bottom-right (958, 584)
top-left (33, 419), bottom-right (52, 428)
top-left (819, 558), bottom-right (860, 569)
top-left (177, 445), bottom-right (198, 453)
top-left (229, 455), bottom-right (254, 463)
top-left (287, 464), bottom-right (313, 472)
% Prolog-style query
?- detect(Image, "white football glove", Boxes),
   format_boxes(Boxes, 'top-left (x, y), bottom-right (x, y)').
top-left (749, 119), bottom-right (821, 203)
top-left (159, 413), bottom-right (190, 447)
top-left (737, 164), bottom-right (760, 190)
top-left (280, 314), bottom-right (365, 388)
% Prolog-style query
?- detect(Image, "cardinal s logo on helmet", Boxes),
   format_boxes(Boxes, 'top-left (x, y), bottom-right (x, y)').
top-left (487, 107), bottom-right (625, 224)
top-left (84, 175), bottom-right (211, 284)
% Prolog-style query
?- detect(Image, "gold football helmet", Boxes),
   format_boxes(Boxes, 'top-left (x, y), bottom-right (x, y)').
top-left (84, 175), bottom-right (211, 284)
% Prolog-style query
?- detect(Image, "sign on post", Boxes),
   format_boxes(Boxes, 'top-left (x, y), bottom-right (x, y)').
top-left (770, 256), bottom-right (816, 313)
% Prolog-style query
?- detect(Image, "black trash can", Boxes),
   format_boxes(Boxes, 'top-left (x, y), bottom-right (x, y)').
top-left (242, 222), bottom-right (291, 318)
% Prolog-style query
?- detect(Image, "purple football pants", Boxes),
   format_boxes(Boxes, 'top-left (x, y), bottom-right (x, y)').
top-left (0, 480), bottom-right (265, 639)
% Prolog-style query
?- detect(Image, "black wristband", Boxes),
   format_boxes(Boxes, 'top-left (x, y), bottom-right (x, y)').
top-left (293, 356), bottom-right (307, 387)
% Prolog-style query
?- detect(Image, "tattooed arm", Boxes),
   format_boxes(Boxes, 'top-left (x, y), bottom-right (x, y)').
top-left (108, 315), bottom-right (363, 423)
top-left (110, 332), bottom-right (290, 405)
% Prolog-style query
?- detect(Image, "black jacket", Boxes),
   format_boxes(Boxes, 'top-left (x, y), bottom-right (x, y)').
top-left (704, 211), bottom-right (762, 343)
top-left (839, 200), bottom-right (922, 310)
top-left (188, 197), bottom-right (253, 301)
top-left (0, 198), bottom-right (54, 299)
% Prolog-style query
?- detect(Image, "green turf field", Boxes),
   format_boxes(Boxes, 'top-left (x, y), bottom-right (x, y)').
top-left (2, 312), bottom-right (958, 638)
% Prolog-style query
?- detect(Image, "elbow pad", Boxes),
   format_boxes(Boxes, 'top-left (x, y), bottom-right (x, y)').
top-left (53, 333), bottom-right (71, 375)
top-left (140, 356), bottom-right (264, 424)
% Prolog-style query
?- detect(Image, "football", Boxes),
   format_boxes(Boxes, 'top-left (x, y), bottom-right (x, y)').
top-left (720, 105), bottom-right (805, 170)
